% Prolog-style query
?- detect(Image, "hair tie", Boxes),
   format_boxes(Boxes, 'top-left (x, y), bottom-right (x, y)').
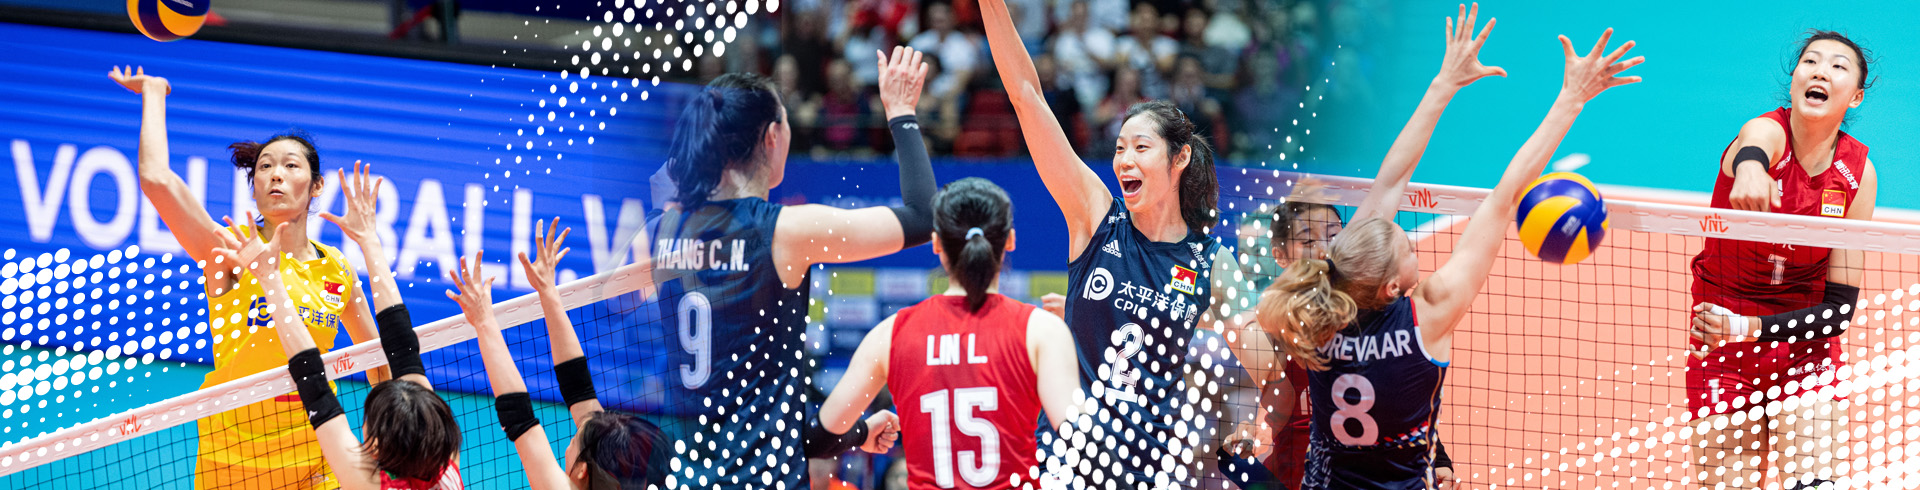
top-left (965, 227), bottom-right (985, 240)
top-left (1324, 260), bottom-right (1342, 283)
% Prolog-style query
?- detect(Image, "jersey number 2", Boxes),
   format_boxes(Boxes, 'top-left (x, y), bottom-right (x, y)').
top-left (1103, 323), bottom-right (1145, 404)
top-left (922, 388), bottom-right (1000, 488)
top-left (679, 292), bottom-right (712, 389)
top-left (1330, 373), bottom-right (1379, 446)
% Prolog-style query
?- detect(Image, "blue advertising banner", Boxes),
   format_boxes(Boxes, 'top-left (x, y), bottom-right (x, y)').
top-left (0, 22), bottom-right (1276, 425)
top-left (0, 22), bottom-right (685, 413)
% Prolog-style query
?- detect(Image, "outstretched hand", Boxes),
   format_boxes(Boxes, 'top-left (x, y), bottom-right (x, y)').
top-left (1557, 28), bottom-right (1644, 104)
top-left (876, 46), bottom-right (930, 120)
top-left (319, 160), bottom-right (384, 246)
top-left (209, 213), bottom-right (300, 281)
top-left (1435, 3), bottom-right (1506, 88)
top-left (516, 217), bottom-right (572, 294)
top-left (108, 65), bottom-right (170, 95)
top-left (445, 251), bottom-right (499, 329)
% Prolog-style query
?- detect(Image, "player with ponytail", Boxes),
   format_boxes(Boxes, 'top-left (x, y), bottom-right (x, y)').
top-left (819, 177), bottom-right (1084, 490)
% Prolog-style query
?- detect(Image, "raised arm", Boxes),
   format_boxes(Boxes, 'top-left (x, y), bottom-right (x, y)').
top-left (448, 252), bottom-right (572, 490)
top-left (1352, 4), bottom-right (1507, 224)
top-left (517, 218), bottom-right (608, 427)
top-left (321, 161), bottom-right (404, 312)
top-left (981, 0), bottom-right (1113, 259)
top-left (109, 66), bottom-right (228, 265)
top-left (809, 316), bottom-right (901, 457)
top-left (321, 161), bottom-right (395, 384)
top-left (211, 219), bottom-right (380, 490)
top-left (1417, 29), bottom-right (1642, 344)
top-left (773, 46), bottom-right (938, 288)
top-left (1027, 309), bottom-right (1084, 430)
top-left (1220, 310), bottom-right (1282, 387)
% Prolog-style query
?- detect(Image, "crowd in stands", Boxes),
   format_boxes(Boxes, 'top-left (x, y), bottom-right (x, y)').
top-left (691, 0), bottom-right (1370, 163)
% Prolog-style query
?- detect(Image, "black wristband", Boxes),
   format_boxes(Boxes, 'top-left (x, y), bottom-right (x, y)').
top-left (288, 348), bottom-right (345, 429)
top-left (886, 115), bottom-right (937, 250)
top-left (376, 305), bottom-right (425, 378)
top-left (554, 357), bottom-right (600, 407)
top-left (803, 417), bottom-right (870, 458)
top-left (495, 392), bottom-right (541, 442)
top-left (1755, 281), bottom-right (1861, 343)
top-left (1733, 145), bottom-right (1771, 175)
top-left (1432, 441), bottom-right (1454, 469)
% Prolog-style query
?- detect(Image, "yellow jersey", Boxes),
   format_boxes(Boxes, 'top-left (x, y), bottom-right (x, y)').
top-left (195, 230), bottom-right (359, 490)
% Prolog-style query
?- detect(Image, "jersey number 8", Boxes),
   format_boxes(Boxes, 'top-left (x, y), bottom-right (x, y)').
top-left (1330, 373), bottom-right (1379, 446)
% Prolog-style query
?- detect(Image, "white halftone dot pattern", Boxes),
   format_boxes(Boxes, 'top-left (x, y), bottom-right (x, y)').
top-left (0, 245), bottom-right (199, 442)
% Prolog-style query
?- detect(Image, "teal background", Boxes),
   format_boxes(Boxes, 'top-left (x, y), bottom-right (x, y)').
top-left (1314, 0), bottom-right (1920, 210)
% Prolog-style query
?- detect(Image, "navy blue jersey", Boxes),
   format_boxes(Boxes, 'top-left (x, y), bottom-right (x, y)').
top-left (1303, 296), bottom-right (1446, 490)
top-left (1058, 197), bottom-right (1220, 488)
top-left (648, 198), bottom-right (811, 490)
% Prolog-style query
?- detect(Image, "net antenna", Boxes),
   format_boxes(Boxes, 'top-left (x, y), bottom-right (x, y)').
top-left (0, 259), bottom-right (656, 476)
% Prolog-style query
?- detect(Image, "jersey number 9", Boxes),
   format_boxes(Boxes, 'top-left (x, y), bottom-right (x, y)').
top-left (679, 292), bottom-right (713, 389)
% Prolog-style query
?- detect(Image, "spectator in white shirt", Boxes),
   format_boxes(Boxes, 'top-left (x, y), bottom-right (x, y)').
top-left (909, 1), bottom-right (980, 98)
top-left (1203, 0), bottom-right (1253, 53)
top-left (1052, 0), bottom-right (1129, 35)
top-left (1114, 2), bottom-right (1177, 98)
top-left (1049, 0), bottom-right (1116, 110)
top-left (1002, 0), bottom-right (1050, 53)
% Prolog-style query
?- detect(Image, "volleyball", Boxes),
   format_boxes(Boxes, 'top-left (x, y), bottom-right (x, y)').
top-left (1516, 172), bottom-right (1609, 264)
top-left (128, 0), bottom-right (208, 42)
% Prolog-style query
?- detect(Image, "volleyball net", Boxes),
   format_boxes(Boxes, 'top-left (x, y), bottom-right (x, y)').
top-left (1216, 170), bottom-right (1920, 489)
top-left (0, 260), bottom-right (665, 489)
top-left (3, 169), bottom-right (1920, 489)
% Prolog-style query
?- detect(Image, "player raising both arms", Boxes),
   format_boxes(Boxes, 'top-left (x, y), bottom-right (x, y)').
top-left (1220, 5), bottom-right (1503, 487)
top-left (1257, 28), bottom-right (1641, 489)
top-left (448, 220), bottom-right (666, 490)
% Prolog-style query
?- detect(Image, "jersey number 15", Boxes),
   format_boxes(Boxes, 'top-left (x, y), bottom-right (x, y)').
top-left (922, 387), bottom-right (1001, 488)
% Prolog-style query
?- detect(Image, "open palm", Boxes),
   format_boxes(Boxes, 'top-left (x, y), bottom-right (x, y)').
top-left (516, 217), bottom-right (571, 293)
top-left (1435, 3), bottom-right (1506, 88)
top-left (210, 213), bottom-right (300, 280)
top-left (1558, 28), bottom-right (1644, 104)
top-left (108, 65), bottom-right (169, 95)
top-left (319, 160), bottom-right (383, 245)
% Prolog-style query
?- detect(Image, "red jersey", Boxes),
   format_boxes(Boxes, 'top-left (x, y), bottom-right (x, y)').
top-left (1267, 361), bottom-right (1312, 486)
top-left (891, 294), bottom-right (1044, 490)
top-left (1691, 107), bottom-right (1868, 315)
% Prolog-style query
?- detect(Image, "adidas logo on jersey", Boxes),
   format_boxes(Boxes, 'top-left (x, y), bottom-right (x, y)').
top-left (1103, 240), bottom-right (1122, 258)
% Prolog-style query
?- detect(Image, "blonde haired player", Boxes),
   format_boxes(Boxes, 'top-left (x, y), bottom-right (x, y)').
top-left (1256, 28), bottom-right (1641, 489)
